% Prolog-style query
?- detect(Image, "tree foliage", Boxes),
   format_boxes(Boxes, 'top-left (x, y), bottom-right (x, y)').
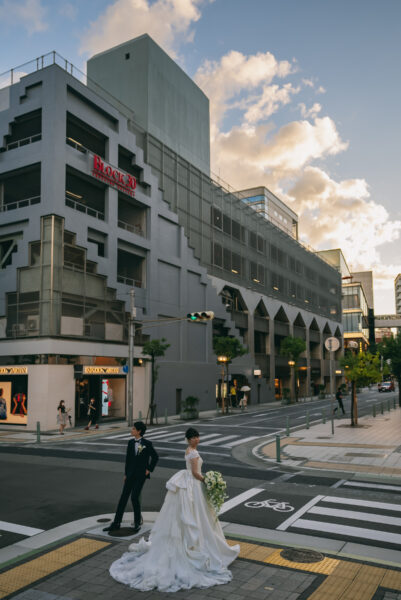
top-left (379, 333), bottom-right (401, 406)
top-left (279, 336), bottom-right (306, 363)
top-left (339, 351), bottom-right (382, 425)
top-left (142, 338), bottom-right (170, 425)
top-left (213, 336), bottom-right (247, 362)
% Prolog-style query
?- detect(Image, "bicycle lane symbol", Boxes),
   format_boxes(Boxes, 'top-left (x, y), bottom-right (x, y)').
top-left (244, 499), bottom-right (295, 512)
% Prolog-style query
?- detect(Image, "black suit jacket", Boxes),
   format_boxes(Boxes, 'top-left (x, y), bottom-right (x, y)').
top-left (125, 437), bottom-right (159, 479)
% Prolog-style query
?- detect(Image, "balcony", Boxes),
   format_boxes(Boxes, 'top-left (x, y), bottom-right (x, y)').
top-left (118, 220), bottom-right (144, 237)
top-left (117, 274), bottom-right (143, 288)
top-left (65, 196), bottom-right (104, 221)
top-left (0, 195), bottom-right (40, 212)
top-left (4, 133), bottom-right (42, 151)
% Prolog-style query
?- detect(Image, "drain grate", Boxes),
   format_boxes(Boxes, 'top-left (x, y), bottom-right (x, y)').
top-left (280, 548), bottom-right (324, 563)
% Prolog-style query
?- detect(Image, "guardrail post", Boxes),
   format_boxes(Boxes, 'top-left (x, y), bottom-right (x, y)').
top-left (306, 410), bottom-right (310, 429)
top-left (138, 410), bottom-right (142, 420)
top-left (394, 397), bottom-right (396, 410)
top-left (373, 404), bottom-right (376, 418)
top-left (381, 401), bottom-right (384, 415)
top-left (388, 399), bottom-right (391, 412)
top-left (276, 435), bottom-right (281, 463)
top-left (164, 409), bottom-right (168, 425)
top-left (286, 416), bottom-right (290, 437)
top-left (322, 410), bottom-right (326, 424)
top-left (36, 421), bottom-right (41, 443)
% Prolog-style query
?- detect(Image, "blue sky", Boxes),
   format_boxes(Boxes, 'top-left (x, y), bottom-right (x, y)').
top-left (0, 0), bottom-right (400, 313)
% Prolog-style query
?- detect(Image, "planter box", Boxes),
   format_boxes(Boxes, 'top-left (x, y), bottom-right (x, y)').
top-left (180, 410), bottom-right (199, 420)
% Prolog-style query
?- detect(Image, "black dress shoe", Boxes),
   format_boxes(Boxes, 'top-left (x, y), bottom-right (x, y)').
top-left (132, 525), bottom-right (141, 533)
top-left (103, 523), bottom-right (120, 532)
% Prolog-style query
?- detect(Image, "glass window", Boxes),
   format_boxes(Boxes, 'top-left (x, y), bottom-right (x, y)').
top-left (211, 206), bottom-right (222, 229)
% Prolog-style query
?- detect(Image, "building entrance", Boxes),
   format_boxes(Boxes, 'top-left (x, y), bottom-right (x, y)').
top-left (75, 374), bottom-right (126, 424)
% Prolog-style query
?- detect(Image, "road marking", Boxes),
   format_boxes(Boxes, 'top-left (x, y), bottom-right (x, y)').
top-left (309, 506), bottom-right (401, 527)
top-left (331, 479), bottom-right (346, 489)
top-left (0, 521), bottom-right (44, 536)
top-left (293, 518), bottom-right (401, 545)
top-left (103, 428), bottom-right (171, 440)
top-left (277, 495), bottom-right (325, 531)
top-left (201, 434), bottom-right (238, 445)
top-left (176, 433), bottom-right (222, 444)
top-left (151, 446), bottom-right (231, 456)
top-left (222, 435), bottom-right (259, 448)
top-left (219, 488), bottom-right (264, 515)
top-left (145, 431), bottom-right (185, 441)
top-left (342, 481), bottom-right (401, 493)
top-left (327, 495), bottom-right (401, 512)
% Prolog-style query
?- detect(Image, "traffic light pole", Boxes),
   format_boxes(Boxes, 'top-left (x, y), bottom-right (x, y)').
top-left (127, 289), bottom-right (136, 428)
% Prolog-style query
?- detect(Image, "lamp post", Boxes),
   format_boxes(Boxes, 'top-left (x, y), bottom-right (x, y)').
top-left (288, 360), bottom-right (295, 403)
top-left (217, 355), bottom-right (228, 414)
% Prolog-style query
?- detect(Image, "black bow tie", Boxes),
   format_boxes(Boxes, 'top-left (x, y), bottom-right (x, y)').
top-left (134, 439), bottom-right (141, 443)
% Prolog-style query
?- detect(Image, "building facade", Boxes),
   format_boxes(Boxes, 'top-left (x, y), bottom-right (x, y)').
top-left (0, 40), bottom-right (342, 430)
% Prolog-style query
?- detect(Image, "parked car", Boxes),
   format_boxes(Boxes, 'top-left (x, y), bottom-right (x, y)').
top-left (378, 381), bottom-right (395, 392)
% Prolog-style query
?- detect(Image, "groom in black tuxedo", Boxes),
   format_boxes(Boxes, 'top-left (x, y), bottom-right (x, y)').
top-left (104, 421), bottom-right (158, 533)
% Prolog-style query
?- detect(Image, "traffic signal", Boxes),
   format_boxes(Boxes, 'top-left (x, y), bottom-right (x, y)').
top-left (187, 311), bottom-right (215, 322)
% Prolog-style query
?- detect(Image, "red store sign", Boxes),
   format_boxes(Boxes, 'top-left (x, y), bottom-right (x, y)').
top-left (91, 155), bottom-right (136, 197)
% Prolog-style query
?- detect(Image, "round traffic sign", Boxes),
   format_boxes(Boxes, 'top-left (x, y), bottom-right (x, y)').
top-left (324, 336), bottom-right (340, 352)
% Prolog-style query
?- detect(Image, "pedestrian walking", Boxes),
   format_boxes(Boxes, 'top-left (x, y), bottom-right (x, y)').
top-left (57, 400), bottom-right (70, 434)
top-left (85, 397), bottom-right (98, 430)
top-left (334, 387), bottom-right (345, 415)
top-left (104, 421), bottom-right (159, 534)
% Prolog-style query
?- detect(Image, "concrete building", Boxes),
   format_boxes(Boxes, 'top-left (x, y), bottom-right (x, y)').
top-left (316, 249), bottom-right (370, 351)
top-left (395, 274), bottom-right (401, 314)
top-left (0, 39), bottom-right (342, 430)
top-left (235, 186), bottom-right (299, 239)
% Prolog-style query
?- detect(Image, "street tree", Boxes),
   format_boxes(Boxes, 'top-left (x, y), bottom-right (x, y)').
top-left (213, 336), bottom-right (247, 406)
top-left (142, 338), bottom-right (170, 425)
top-left (279, 336), bottom-right (306, 402)
top-left (339, 351), bottom-right (382, 426)
top-left (379, 333), bottom-right (401, 407)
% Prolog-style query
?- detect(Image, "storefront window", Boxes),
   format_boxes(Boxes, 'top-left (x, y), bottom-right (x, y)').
top-left (0, 374), bottom-right (28, 425)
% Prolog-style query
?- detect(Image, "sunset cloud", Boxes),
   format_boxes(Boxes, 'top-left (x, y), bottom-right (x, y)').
top-left (80, 0), bottom-right (207, 59)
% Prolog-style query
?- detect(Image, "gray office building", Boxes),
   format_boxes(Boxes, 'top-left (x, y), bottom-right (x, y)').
top-left (0, 36), bottom-right (342, 430)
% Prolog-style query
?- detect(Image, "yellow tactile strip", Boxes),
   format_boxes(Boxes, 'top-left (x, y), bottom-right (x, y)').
top-left (227, 539), bottom-right (401, 600)
top-left (0, 538), bottom-right (110, 597)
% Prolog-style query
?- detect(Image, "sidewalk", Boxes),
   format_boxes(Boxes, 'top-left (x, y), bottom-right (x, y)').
top-left (257, 402), bottom-right (401, 479)
top-left (1, 512), bottom-right (401, 600)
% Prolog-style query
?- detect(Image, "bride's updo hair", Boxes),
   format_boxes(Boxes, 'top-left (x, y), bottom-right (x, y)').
top-left (185, 427), bottom-right (199, 440)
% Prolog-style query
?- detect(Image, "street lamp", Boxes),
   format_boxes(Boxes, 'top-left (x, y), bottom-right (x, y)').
top-left (288, 360), bottom-right (295, 403)
top-left (217, 355), bottom-right (228, 414)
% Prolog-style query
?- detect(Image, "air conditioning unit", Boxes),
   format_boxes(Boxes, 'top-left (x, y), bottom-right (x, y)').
top-left (27, 316), bottom-right (39, 334)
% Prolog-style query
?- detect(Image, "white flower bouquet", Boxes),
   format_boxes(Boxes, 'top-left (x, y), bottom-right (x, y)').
top-left (204, 470), bottom-right (228, 514)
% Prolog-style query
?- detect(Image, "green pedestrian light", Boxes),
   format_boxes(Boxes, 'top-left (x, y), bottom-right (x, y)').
top-left (187, 311), bottom-right (215, 322)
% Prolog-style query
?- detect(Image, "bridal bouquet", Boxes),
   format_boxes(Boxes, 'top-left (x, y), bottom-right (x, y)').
top-left (204, 470), bottom-right (228, 514)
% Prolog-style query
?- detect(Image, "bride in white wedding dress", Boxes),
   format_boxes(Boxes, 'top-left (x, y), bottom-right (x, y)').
top-left (109, 427), bottom-right (239, 593)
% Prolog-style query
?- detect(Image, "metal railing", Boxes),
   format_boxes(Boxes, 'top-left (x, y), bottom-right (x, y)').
top-left (5, 133), bottom-right (42, 151)
top-left (66, 137), bottom-right (88, 154)
top-left (64, 261), bottom-right (85, 272)
top-left (117, 275), bottom-right (143, 288)
top-left (65, 197), bottom-right (104, 221)
top-left (117, 220), bottom-right (145, 237)
top-left (0, 195), bottom-right (40, 212)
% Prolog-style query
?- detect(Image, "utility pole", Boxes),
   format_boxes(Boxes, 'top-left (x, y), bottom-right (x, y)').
top-left (127, 289), bottom-right (136, 427)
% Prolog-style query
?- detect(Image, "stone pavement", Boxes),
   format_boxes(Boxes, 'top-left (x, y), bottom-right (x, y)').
top-left (258, 401), bottom-right (401, 478)
top-left (1, 516), bottom-right (401, 600)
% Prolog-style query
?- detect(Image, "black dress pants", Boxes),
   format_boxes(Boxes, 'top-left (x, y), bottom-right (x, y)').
top-left (114, 475), bottom-right (146, 526)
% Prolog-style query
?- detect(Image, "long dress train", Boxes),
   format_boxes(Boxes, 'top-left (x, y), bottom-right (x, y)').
top-left (109, 449), bottom-right (239, 592)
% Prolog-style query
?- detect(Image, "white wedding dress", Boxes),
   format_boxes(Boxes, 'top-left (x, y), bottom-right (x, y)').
top-left (109, 449), bottom-right (239, 593)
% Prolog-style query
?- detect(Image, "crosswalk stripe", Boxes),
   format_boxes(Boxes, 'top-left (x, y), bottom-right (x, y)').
top-left (222, 435), bottom-right (259, 448)
top-left (277, 495), bottom-right (324, 531)
top-left (219, 488), bottom-right (264, 515)
top-left (177, 433), bottom-right (222, 444)
top-left (145, 431), bottom-right (185, 441)
top-left (309, 506), bottom-right (401, 527)
top-left (201, 434), bottom-right (238, 446)
top-left (327, 495), bottom-right (401, 512)
top-left (293, 518), bottom-right (401, 545)
top-left (103, 428), bottom-right (171, 440)
top-left (0, 521), bottom-right (44, 536)
top-left (343, 481), bottom-right (401, 493)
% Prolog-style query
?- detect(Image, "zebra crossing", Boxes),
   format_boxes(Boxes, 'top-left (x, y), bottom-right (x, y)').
top-left (101, 428), bottom-right (260, 450)
top-left (277, 494), bottom-right (401, 549)
top-left (335, 479), bottom-right (401, 495)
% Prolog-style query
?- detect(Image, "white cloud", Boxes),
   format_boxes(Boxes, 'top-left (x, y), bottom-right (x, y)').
top-left (80, 0), bottom-right (207, 59)
top-left (316, 85), bottom-right (326, 94)
top-left (0, 0), bottom-right (47, 33)
top-left (195, 50), bottom-right (294, 135)
top-left (299, 102), bottom-right (321, 119)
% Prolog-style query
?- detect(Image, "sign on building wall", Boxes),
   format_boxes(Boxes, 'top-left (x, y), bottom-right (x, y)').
top-left (0, 367), bottom-right (28, 375)
top-left (91, 155), bottom-right (137, 197)
top-left (83, 366), bottom-right (122, 375)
